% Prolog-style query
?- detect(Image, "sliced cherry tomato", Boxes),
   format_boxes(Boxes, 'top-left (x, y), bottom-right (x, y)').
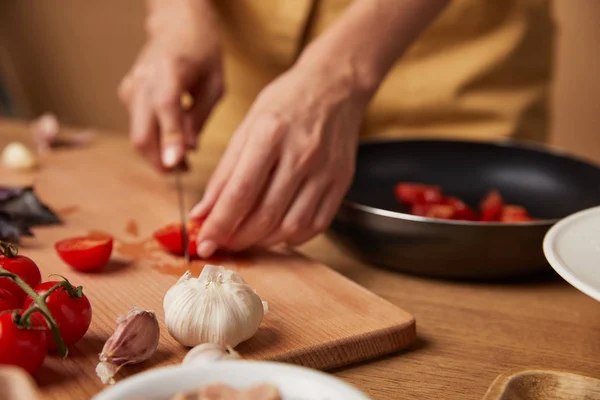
top-left (0, 289), bottom-right (20, 313)
top-left (446, 197), bottom-right (479, 221)
top-left (395, 183), bottom-right (442, 205)
top-left (154, 218), bottom-right (203, 257)
top-left (501, 205), bottom-right (533, 223)
top-left (425, 205), bottom-right (456, 220)
top-left (411, 204), bottom-right (457, 220)
top-left (55, 235), bottom-right (113, 272)
top-left (23, 280), bottom-right (92, 349)
top-left (0, 255), bottom-right (41, 303)
top-left (0, 312), bottom-right (47, 374)
top-left (479, 190), bottom-right (504, 222)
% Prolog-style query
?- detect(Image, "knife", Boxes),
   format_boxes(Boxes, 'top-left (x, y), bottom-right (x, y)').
top-left (175, 168), bottom-right (190, 265)
top-left (175, 91), bottom-right (195, 265)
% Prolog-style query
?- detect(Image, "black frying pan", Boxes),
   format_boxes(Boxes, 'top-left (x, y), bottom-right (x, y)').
top-left (329, 138), bottom-right (600, 280)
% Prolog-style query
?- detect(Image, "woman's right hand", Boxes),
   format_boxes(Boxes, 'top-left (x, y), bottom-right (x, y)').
top-left (118, 0), bottom-right (224, 172)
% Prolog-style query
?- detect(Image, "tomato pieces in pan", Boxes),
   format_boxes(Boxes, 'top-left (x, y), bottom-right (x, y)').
top-left (394, 182), bottom-right (535, 223)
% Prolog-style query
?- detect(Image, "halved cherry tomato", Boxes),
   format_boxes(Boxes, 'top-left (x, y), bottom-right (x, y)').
top-left (501, 205), bottom-right (533, 223)
top-left (0, 289), bottom-right (20, 313)
top-left (395, 183), bottom-right (442, 205)
top-left (446, 197), bottom-right (479, 221)
top-left (425, 205), bottom-right (456, 219)
top-left (0, 312), bottom-right (47, 374)
top-left (55, 235), bottom-right (113, 272)
top-left (0, 255), bottom-right (41, 303)
top-left (23, 280), bottom-right (92, 349)
top-left (479, 190), bottom-right (504, 222)
top-left (154, 218), bottom-right (203, 257)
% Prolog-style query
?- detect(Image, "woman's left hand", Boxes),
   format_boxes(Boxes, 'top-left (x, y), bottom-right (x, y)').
top-left (190, 60), bottom-right (372, 258)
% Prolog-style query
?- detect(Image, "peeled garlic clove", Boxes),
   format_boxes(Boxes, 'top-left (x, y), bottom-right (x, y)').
top-left (96, 307), bottom-right (160, 385)
top-left (182, 342), bottom-right (242, 365)
top-left (1, 142), bottom-right (37, 170)
top-left (163, 265), bottom-right (267, 348)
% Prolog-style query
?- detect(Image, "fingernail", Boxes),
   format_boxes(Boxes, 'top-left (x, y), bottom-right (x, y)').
top-left (197, 240), bottom-right (217, 259)
top-left (162, 145), bottom-right (180, 168)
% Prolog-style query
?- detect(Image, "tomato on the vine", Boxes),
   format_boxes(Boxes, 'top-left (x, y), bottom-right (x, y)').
top-left (24, 280), bottom-right (92, 349)
top-left (0, 312), bottom-right (47, 374)
top-left (0, 289), bottom-right (20, 313)
top-left (154, 218), bottom-right (204, 257)
top-left (0, 255), bottom-right (41, 302)
top-left (55, 235), bottom-right (113, 272)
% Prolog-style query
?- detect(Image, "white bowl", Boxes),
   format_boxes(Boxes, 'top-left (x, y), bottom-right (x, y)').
top-left (92, 360), bottom-right (372, 400)
top-left (543, 205), bottom-right (600, 302)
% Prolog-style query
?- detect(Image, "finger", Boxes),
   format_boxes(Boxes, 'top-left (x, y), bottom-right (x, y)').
top-left (118, 75), bottom-right (134, 106)
top-left (226, 157), bottom-right (305, 252)
top-left (153, 77), bottom-right (187, 169)
top-left (195, 116), bottom-right (282, 258)
top-left (310, 182), bottom-right (350, 238)
top-left (189, 118), bottom-right (251, 219)
top-left (182, 77), bottom-right (224, 150)
top-left (130, 88), bottom-right (164, 172)
top-left (257, 176), bottom-right (328, 249)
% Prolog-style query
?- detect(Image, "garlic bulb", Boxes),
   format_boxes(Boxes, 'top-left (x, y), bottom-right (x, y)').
top-left (1, 142), bottom-right (37, 170)
top-left (182, 342), bottom-right (241, 365)
top-left (163, 265), bottom-right (267, 348)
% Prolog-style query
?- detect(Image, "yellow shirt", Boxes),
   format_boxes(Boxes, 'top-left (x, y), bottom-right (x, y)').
top-left (200, 0), bottom-right (555, 153)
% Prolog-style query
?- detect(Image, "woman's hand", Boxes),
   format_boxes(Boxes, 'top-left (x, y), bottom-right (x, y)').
top-left (119, 0), bottom-right (224, 171)
top-left (189, 59), bottom-right (372, 257)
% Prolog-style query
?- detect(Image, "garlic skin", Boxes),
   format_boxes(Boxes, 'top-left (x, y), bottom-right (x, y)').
top-left (96, 307), bottom-right (160, 385)
top-left (182, 342), bottom-right (241, 365)
top-left (163, 265), bottom-right (267, 348)
top-left (1, 142), bottom-right (37, 170)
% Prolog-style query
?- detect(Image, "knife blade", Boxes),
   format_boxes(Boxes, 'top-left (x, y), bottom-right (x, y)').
top-left (175, 170), bottom-right (190, 265)
top-left (176, 91), bottom-right (194, 265)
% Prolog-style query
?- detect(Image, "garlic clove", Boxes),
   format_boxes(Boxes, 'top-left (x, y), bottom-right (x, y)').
top-left (1, 142), bottom-right (38, 171)
top-left (96, 307), bottom-right (160, 385)
top-left (182, 342), bottom-right (242, 365)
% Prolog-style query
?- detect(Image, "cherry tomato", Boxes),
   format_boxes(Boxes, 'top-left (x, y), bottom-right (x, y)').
top-left (23, 280), bottom-right (92, 349)
top-left (501, 205), bottom-right (533, 223)
top-left (55, 235), bottom-right (113, 272)
top-left (154, 218), bottom-right (203, 257)
top-left (395, 183), bottom-right (442, 205)
top-left (479, 190), bottom-right (504, 222)
top-left (425, 205), bottom-right (456, 219)
top-left (0, 312), bottom-right (47, 374)
top-left (0, 289), bottom-right (20, 313)
top-left (0, 255), bottom-right (41, 303)
top-left (446, 197), bottom-right (479, 221)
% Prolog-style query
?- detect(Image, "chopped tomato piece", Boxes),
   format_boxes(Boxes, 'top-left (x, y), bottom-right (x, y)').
top-left (395, 183), bottom-right (442, 205)
top-left (410, 204), bottom-right (430, 217)
top-left (425, 205), bottom-right (456, 220)
top-left (479, 190), bottom-right (504, 221)
top-left (446, 197), bottom-right (479, 221)
top-left (55, 235), bottom-right (113, 272)
top-left (501, 205), bottom-right (533, 222)
top-left (154, 218), bottom-right (204, 257)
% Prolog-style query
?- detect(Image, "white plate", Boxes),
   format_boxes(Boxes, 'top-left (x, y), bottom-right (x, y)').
top-left (543, 205), bottom-right (600, 302)
top-left (92, 360), bottom-right (372, 400)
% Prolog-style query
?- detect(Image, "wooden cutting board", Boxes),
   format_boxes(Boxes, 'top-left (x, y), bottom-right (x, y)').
top-left (0, 125), bottom-right (416, 400)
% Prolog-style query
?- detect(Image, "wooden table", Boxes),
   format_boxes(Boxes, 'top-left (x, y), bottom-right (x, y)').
top-left (1, 118), bottom-right (599, 400)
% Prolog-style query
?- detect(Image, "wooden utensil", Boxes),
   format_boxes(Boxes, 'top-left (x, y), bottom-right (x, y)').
top-left (0, 366), bottom-right (41, 400)
top-left (482, 368), bottom-right (600, 399)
